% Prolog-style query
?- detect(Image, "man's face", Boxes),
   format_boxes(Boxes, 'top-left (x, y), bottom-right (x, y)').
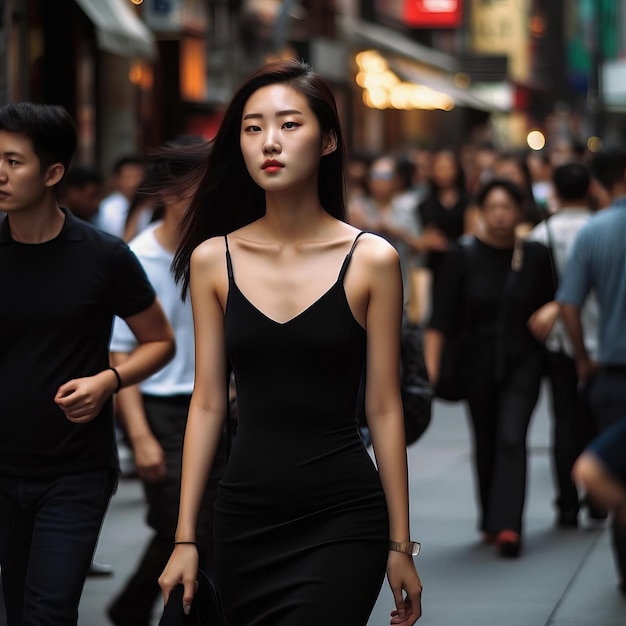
top-left (0, 130), bottom-right (54, 214)
top-left (116, 164), bottom-right (145, 200)
top-left (64, 182), bottom-right (103, 220)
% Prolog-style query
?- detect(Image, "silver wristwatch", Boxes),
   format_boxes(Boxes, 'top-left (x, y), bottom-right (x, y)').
top-left (389, 540), bottom-right (421, 556)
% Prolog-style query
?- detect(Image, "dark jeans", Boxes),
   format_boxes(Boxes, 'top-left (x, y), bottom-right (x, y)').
top-left (109, 395), bottom-right (226, 626)
top-left (545, 350), bottom-right (592, 514)
top-left (0, 469), bottom-right (117, 626)
top-left (465, 347), bottom-right (544, 535)
top-left (583, 367), bottom-right (626, 580)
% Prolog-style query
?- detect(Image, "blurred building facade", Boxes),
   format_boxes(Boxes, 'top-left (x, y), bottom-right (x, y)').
top-left (0, 0), bottom-right (624, 171)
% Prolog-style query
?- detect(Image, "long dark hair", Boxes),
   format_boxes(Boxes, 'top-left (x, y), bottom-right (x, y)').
top-left (125, 136), bottom-right (212, 230)
top-left (172, 59), bottom-right (347, 297)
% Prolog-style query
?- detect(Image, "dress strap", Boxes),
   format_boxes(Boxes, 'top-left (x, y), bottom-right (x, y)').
top-left (224, 235), bottom-right (234, 281)
top-left (338, 231), bottom-right (367, 282)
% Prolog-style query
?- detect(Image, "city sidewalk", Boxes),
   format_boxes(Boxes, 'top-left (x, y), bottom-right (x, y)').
top-left (368, 390), bottom-right (625, 626)
top-left (1, 387), bottom-right (623, 625)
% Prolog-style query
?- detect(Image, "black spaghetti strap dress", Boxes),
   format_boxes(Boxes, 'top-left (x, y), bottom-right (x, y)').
top-left (213, 232), bottom-right (389, 626)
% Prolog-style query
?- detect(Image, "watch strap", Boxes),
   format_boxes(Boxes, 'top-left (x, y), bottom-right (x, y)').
top-left (389, 540), bottom-right (421, 556)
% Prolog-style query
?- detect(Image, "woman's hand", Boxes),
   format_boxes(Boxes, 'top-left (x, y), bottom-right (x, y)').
top-left (387, 551), bottom-right (423, 624)
top-left (158, 544), bottom-right (199, 615)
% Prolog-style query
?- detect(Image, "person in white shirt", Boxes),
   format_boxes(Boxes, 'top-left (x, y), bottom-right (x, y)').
top-left (527, 162), bottom-right (601, 528)
top-left (96, 155), bottom-right (145, 237)
top-left (107, 139), bottom-right (226, 626)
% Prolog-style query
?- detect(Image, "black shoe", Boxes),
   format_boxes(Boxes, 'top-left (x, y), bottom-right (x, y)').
top-left (587, 503), bottom-right (609, 522)
top-left (557, 508), bottom-right (579, 529)
top-left (88, 560), bottom-right (114, 577)
top-left (496, 530), bottom-right (521, 558)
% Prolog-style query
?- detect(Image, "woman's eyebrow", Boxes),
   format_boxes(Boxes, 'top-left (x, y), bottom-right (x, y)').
top-left (243, 109), bottom-right (303, 121)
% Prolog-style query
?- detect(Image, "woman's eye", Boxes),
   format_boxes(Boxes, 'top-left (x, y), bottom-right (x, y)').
top-left (245, 125), bottom-right (261, 133)
top-left (283, 121), bottom-right (299, 129)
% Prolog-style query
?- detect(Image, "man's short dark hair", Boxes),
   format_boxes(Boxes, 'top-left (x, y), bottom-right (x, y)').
top-left (0, 102), bottom-right (77, 173)
top-left (589, 150), bottom-right (626, 193)
top-left (474, 177), bottom-right (525, 208)
top-left (553, 163), bottom-right (590, 202)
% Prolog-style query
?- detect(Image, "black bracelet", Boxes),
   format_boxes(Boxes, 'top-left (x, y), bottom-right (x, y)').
top-left (173, 541), bottom-right (197, 546)
top-left (108, 367), bottom-right (122, 393)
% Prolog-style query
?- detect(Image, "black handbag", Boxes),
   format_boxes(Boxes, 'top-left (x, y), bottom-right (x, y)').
top-left (158, 568), bottom-right (226, 626)
top-left (400, 318), bottom-right (433, 444)
top-left (355, 317), bottom-right (432, 446)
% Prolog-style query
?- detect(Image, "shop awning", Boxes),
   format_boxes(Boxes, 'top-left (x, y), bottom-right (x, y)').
top-left (75, 0), bottom-right (157, 60)
top-left (390, 57), bottom-right (509, 112)
top-left (341, 17), bottom-right (458, 73)
top-left (342, 17), bottom-right (508, 113)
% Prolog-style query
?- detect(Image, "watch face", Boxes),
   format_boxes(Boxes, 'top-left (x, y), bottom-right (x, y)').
top-left (410, 542), bottom-right (421, 556)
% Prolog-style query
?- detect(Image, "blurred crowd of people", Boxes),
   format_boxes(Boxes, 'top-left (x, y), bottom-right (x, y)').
top-left (343, 140), bottom-right (626, 591)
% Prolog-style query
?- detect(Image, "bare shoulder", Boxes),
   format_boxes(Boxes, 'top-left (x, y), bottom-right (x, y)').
top-left (190, 236), bottom-right (227, 278)
top-left (354, 232), bottom-right (400, 272)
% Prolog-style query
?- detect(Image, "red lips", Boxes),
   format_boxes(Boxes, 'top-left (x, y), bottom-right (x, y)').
top-left (262, 160), bottom-right (284, 170)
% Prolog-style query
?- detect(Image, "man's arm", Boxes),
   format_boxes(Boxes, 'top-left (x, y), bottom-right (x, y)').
top-left (111, 350), bottom-right (167, 483)
top-left (561, 303), bottom-right (597, 383)
top-left (55, 300), bottom-right (175, 423)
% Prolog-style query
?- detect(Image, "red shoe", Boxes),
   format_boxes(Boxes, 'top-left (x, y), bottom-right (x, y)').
top-left (496, 530), bottom-right (521, 557)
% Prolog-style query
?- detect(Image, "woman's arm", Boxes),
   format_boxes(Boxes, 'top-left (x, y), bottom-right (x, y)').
top-left (360, 238), bottom-right (422, 624)
top-left (159, 240), bottom-right (229, 612)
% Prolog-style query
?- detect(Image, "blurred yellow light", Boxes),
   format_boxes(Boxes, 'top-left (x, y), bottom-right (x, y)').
top-left (527, 130), bottom-right (546, 151)
top-left (130, 0), bottom-right (144, 4)
top-left (587, 136), bottom-right (602, 152)
top-left (356, 49), bottom-right (456, 111)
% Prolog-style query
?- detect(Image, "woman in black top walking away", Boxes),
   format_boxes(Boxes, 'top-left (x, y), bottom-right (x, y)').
top-left (424, 178), bottom-right (554, 557)
top-left (158, 60), bottom-right (423, 625)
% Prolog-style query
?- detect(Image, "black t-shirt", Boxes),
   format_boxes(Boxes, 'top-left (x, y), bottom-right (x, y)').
top-left (0, 210), bottom-right (156, 477)
top-left (418, 189), bottom-right (471, 241)
top-left (429, 237), bottom-right (554, 361)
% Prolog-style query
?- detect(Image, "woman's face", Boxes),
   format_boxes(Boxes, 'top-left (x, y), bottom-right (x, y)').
top-left (480, 187), bottom-right (523, 238)
top-left (431, 152), bottom-right (458, 189)
top-left (367, 157), bottom-right (398, 201)
top-left (240, 83), bottom-right (335, 193)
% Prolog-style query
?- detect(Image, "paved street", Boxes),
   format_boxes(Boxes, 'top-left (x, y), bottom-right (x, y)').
top-left (2, 386), bottom-right (624, 625)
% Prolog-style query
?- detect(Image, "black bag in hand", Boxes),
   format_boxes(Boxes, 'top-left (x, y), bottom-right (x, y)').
top-left (400, 319), bottom-right (433, 444)
top-left (158, 569), bottom-right (226, 626)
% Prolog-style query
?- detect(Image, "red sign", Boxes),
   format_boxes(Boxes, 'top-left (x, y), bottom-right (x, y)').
top-left (404, 0), bottom-right (463, 28)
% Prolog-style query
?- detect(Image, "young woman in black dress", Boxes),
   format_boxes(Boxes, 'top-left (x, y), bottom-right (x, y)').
top-left (424, 178), bottom-right (554, 557)
top-left (158, 60), bottom-right (423, 625)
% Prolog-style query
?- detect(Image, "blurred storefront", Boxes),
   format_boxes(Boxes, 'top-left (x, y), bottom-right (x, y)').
top-left (142, 0), bottom-right (225, 142)
top-left (341, 0), bottom-right (508, 154)
top-left (0, 0), bottom-right (156, 172)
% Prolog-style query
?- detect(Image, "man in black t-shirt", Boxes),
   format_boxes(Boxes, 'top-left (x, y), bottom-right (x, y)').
top-left (0, 103), bottom-right (175, 626)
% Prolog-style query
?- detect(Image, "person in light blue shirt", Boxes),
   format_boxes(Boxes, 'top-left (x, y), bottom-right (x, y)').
top-left (558, 149), bottom-right (626, 596)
